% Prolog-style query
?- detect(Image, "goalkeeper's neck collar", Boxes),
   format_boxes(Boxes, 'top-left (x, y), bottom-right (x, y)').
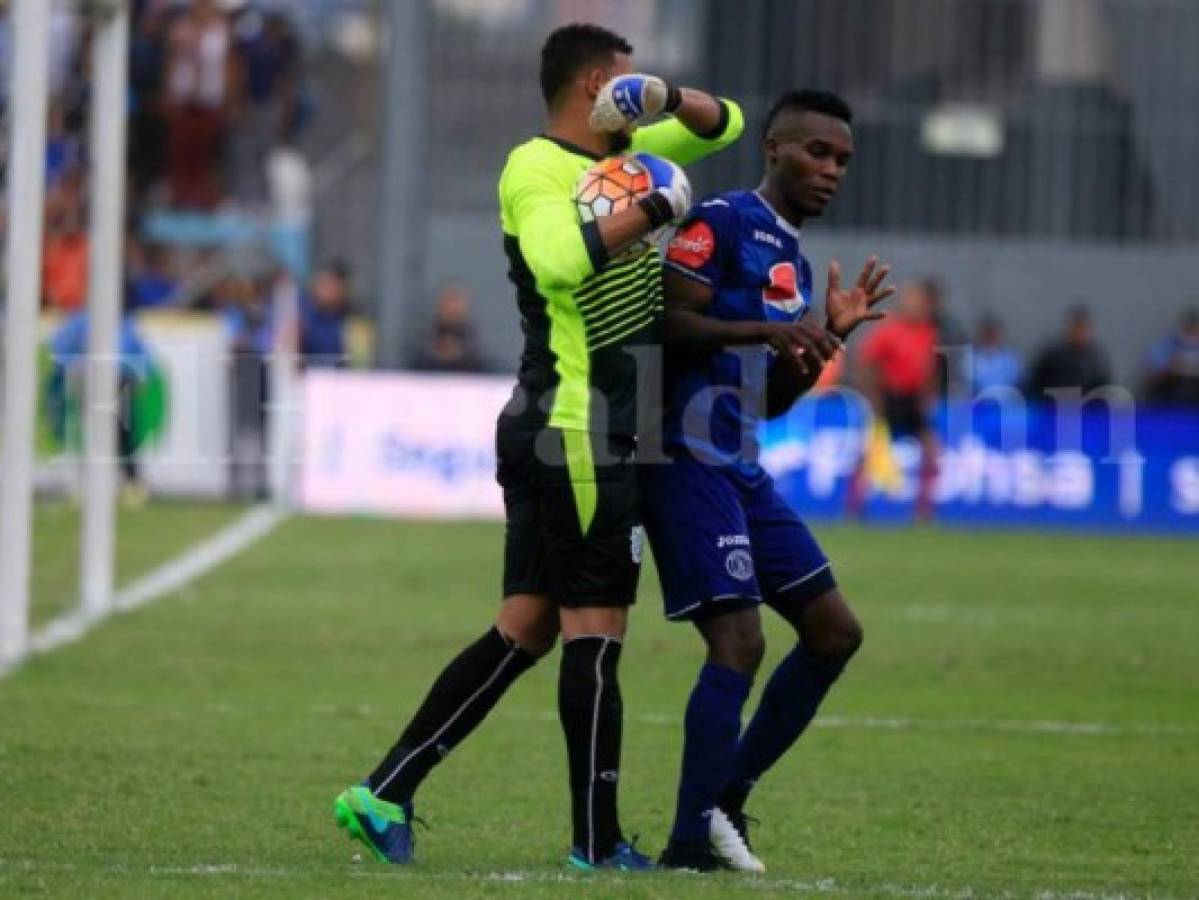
top-left (540, 134), bottom-right (603, 161)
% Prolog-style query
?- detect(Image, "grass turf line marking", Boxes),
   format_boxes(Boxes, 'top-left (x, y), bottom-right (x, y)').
top-left (2, 505), bottom-right (285, 676)
top-left (0, 858), bottom-right (1162, 898)
top-left (111, 505), bottom-right (283, 613)
top-left (503, 709), bottom-right (1197, 738)
top-left (52, 696), bottom-right (1199, 738)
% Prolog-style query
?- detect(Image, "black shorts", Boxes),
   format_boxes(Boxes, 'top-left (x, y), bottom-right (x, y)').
top-left (882, 393), bottom-right (930, 439)
top-left (496, 425), bottom-right (642, 608)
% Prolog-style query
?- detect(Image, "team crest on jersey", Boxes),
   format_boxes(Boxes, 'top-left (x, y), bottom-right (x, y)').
top-left (667, 220), bottom-right (715, 269)
top-left (763, 261), bottom-right (804, 316)
top-left (725, 549), bottom-right (754, 582)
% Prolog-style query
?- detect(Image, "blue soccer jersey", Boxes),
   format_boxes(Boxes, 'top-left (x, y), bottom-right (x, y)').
top-left (642, 190), bottom-right (835, 620)
top-left (659, 189), bottom-right (814, 482)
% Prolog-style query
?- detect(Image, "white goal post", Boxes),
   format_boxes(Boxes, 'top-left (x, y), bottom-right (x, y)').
top-left (1, 0), bottom-right (130, 669)
top-left (0, 0), bottom-right (53, 668)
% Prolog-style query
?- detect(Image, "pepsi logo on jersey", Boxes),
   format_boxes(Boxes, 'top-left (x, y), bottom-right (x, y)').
top-left (763, 261), bottom-right (804, 315)
top-left (667, 220), bottom-right (715, 269)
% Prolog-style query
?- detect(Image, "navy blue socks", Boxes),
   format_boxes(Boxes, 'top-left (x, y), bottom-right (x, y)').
top-left (671, 662), bottom-right (753, 843)
top-left (720, 643), bottom-right (846, 815)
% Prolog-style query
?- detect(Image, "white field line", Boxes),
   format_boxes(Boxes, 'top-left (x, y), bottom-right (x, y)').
top-left (0, 858), bottom-right (1165, 898)
top-left (59, 696), bottom-right (1199, 739)
top-left (500, 709), bottom-right (1198, 739)
top-left (890, 602), bottom-right (1199, 629)
top-left (111, 505), bottom-right (283, 613)
top-left (4, 505), bottom-right (284, 674)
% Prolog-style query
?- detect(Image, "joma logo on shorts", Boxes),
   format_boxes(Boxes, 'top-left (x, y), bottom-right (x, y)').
top-left (717, 534), bottom-right (751, 549)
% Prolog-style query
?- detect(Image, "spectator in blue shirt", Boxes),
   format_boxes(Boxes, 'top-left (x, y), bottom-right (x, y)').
top-left (299, 261), bottom-right (351, 368)
top-left (970, 314), bottom-right (1023, 395)
top-left (47, 288), bottom-right (153, 498)
top-left (1142, 309), bottom-right (1199, 408)
top-left (127, 239), bottom-right (180, 309)
top-left (221, 274), bottom-right (276, 355)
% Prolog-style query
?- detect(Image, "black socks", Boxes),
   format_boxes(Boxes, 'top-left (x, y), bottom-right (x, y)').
top-left (367, 627), bottom-right (628, 864)
top-left (369, 627), bottom-right (536, 803)
top-left (559, 635), bottom-right (625, 863)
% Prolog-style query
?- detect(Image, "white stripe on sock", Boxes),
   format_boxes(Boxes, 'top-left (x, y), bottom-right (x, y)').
top-left (374, 648), bottom-right (518, 796)
top-left (586, 638), bottom-right (610, 863)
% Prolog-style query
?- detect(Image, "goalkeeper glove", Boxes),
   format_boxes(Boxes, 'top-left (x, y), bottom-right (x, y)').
top-left (590, 74), bottom-right (682, 131)
top-left (633, 153), bottom-right (691, 228)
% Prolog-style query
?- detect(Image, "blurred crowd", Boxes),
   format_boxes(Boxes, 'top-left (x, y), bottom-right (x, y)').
top-left (831, 279), bottom-right (1199, 409)
top-left (0, 0), bottom-right (349, 499)
top-left (4, 0), bottom-right (321, 315)
top-left (127, 0), bottom-right (306, 212)
top-left (835, 278), bottom-right (1199, 518)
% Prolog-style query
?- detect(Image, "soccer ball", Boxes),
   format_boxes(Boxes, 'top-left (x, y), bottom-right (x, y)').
top-left (575, 155), bottom-right (652, 223)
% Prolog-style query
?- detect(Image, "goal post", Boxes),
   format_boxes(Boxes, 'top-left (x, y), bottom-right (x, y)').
top-left (79, 0), bottom-right (131, 619)
top-left (0, 0), bottom-right (52, 668)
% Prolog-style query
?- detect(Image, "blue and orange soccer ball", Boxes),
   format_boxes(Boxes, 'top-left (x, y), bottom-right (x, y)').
top-left (575, 155), bottom-right (652, 223)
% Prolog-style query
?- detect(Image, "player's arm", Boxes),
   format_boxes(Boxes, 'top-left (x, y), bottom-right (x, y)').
top-left (661, 214), bottom-right (840, 363)
top-left (501, 153), bottom-right (685, 291)
top-left (591, 74), bottom-right (744, 166)
top-left (661, 269), bottom-right (761, 353)
top-left (662, 271), bottom-right (837, 361)
top-left (766, 344), bottom-right (825, 419)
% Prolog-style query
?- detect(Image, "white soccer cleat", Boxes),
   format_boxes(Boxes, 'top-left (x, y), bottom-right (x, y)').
top-left (708, 807), bottom-right (766, 873)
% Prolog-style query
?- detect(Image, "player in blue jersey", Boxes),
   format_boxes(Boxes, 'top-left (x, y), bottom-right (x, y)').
top-left (641, 90), bottom-right (895, 872)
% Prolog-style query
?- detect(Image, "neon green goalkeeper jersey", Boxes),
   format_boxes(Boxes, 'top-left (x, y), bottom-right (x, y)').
top-left (497, 100), bottom-right (744, 437)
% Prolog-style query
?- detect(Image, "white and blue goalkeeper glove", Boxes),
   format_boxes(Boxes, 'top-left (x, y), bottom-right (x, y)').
top-left (633, 152), bottom-right (692, 227)
top-left (590, 74), bottom-right (682, 131)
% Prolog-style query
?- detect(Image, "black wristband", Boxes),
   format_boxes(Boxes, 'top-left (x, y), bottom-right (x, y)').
top-left (693, 98), bottom-right (731, 140)
top-left (663, 85), bottom-right (683, 114)
top-left (637, 192), bottom-right (674, 230)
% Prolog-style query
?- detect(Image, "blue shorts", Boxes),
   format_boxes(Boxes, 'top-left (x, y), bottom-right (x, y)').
top-left (639, 456), bottom-right (836, 621)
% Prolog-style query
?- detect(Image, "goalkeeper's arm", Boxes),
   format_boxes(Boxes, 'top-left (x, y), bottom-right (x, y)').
top-left (593, 74), bottom-right (745, 166)
top-left (502, 154), bottom-right (690, 291)
top-left (670, 88), bottom-right (727, 140)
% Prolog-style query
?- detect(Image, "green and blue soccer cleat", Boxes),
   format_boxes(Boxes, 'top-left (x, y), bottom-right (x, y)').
top-left (333, 784), bottom-right (414, 864)
top-left (567, 839), bottom-right (655, 872)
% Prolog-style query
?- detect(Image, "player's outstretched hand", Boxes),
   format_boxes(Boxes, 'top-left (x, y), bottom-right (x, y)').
top-left (591, 74), bottom-right (681, 131)
top-left (824, 256), bottom-right (895, 339)
top-left (757, 320), bottom-right (842, 376)
top-left (633, 153), bottom-right (692, 222)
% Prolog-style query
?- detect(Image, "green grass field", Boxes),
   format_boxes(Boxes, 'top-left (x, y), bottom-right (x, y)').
top-left (1, 512), bottom-right (1196, 898)
top-left (30, 500), bottom-right (245, 626)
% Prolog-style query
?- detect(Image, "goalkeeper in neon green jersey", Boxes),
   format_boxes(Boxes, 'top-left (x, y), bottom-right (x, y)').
top-left (334, 23), bottom-right (742, 870)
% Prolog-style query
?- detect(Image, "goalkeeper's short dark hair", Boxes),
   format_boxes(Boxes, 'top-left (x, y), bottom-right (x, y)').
top-left (540, 23), bottom-right (633, 107)
top-left (763, 89), bottom-right (854, 138)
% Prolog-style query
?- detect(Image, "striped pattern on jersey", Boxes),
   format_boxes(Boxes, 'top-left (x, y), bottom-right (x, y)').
top-left (574, 247), bottom-right (664, 352)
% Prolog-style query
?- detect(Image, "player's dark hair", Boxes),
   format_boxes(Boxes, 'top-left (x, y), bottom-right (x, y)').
top-left (762, 89), bottom-right (854, 138)
top-left (540, 23), bottom-right (633, 107)
top-left (323, 258), bottom-right (352, 282)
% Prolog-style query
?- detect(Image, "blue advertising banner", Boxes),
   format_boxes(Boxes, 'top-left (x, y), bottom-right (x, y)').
top-left (760, 392), bottom-right (1199, 533)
